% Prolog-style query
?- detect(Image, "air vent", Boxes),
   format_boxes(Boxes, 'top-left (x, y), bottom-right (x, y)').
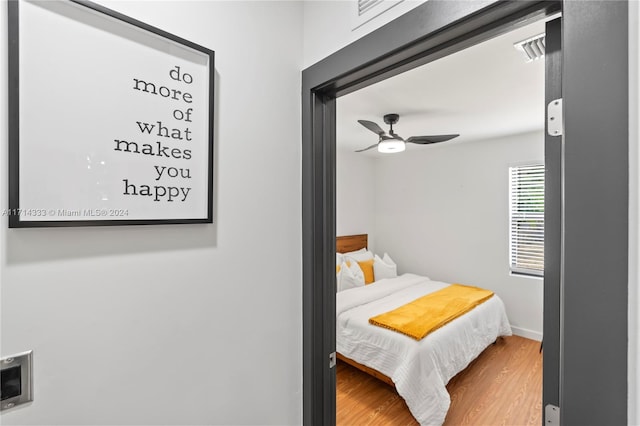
top-left (353, 0), bottom-right (405, 31)
top-left (514, 33), bottom-right (546, 62)
top-left (358, 0), bottom-right (384, 16)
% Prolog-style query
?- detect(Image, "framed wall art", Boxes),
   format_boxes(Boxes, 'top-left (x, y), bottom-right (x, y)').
top-left (8, 0), bottom-right (215, 227)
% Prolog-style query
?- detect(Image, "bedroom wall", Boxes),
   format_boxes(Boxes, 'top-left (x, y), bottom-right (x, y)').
top-left (373, 131), bottom-right (544, 339)
top-left (302, 0), bottom-right (426, 68)
top-left (336, 148), bottom-right (377, 252)
top-left (0, 1), bottom-right (302, 425)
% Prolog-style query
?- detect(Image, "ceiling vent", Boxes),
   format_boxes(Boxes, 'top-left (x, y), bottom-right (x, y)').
top-left (514, 33), bottom-right (546, 62)
top-left (358, 0), bottom-right (384, 16)
top-left (353, 0), bottom-right (404, 31)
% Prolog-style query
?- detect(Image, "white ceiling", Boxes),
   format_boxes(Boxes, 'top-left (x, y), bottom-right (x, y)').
top-left (337, 18), bottom-right (547, 156)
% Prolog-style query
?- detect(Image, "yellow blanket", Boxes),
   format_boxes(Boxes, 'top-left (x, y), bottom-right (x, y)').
top-left (369, 284), bottom-right (494, 340)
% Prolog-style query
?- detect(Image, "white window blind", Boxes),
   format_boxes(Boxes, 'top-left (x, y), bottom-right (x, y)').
top-left (509, 164), bottom-right (545, 276)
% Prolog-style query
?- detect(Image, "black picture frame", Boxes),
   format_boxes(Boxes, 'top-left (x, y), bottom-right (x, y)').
top-left (8, 0), bottom-right (215, 227)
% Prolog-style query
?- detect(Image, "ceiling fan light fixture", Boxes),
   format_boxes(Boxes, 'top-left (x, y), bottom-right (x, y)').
top-left (378, 139), bottom-right (405, 153)
top-left (355, 113), bottom-right (459, 153)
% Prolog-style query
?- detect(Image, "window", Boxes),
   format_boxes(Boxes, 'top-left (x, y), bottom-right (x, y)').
top-left (509, 164), bottom-right (545, 276)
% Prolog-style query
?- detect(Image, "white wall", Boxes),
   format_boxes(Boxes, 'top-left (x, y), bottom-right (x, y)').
top-left (302, 0), bottom-right (426, 68)
top-left (373, 132), bottom-right (544, 338)
top-left (336, 149), bottom-right (377, 252)
top-left (0, 1), bottom-right (302, 425)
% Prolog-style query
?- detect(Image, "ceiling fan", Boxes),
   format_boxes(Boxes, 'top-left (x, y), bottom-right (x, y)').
top-left (356, 113), bottom-right (459, 153)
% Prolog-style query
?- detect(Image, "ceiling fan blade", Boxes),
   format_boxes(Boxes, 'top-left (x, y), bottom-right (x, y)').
top-left (406, 134), bottom-right (459, 144)
top-left (358, 120), bottom-right (386, 136)
top-left (355, 143), bottom-right (379, 153)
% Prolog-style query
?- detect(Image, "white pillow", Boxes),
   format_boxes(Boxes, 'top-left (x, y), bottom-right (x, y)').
top-left (343, 248), bottom-right (374, 262)
top-left (335, 255), bottom-right (345, 291)
top-left (374, 253), bottom-right (397, 280)
top-left (337, 261), bottom-right (365, 291)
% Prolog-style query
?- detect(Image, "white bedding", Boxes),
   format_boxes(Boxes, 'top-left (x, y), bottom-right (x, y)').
top-left (336, 273), bottom-right (512, 426)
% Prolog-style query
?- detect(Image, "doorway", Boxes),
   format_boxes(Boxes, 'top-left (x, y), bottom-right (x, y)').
top-left (334, 16), bottom-right (548, 424)
top-left (302, 1), bottom-right (628, 425)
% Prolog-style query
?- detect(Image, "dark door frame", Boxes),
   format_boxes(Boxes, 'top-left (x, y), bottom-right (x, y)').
top-left (543, 15), bottom-right (562, 411)
top-left (302, 1), bottom-right (628, 424)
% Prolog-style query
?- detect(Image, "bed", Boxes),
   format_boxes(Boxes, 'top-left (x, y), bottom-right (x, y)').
top-left (336, 234), bottom-right (512, 426)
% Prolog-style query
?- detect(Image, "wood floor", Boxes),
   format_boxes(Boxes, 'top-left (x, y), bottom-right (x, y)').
top-left (336, 335), bottom-right (542, 426)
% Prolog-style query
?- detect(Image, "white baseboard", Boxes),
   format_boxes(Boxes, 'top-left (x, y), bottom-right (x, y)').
top-left (510, 325), bottom-right (543, 342)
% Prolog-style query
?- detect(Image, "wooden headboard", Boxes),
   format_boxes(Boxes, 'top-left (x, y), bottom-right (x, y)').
top-left (336, 234), bottom-right (368, 253)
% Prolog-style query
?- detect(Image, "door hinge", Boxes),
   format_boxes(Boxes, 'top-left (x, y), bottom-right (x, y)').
top-left (329, 352), bottom-right (336, 369)
top-left (545, 404), bottom-right (560, 426)
top-left (547, 98), bottom-right (563, 136)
